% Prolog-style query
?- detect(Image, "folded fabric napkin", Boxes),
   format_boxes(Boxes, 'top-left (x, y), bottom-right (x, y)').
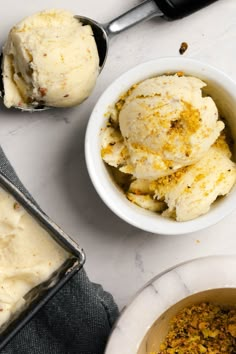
top-left (0, 147), bottom-right (119, 354)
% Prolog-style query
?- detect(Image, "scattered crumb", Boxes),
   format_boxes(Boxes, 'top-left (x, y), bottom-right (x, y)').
top-left (13, 202), bottom-right (20, 210)
top-left (176, 71), bottom-right (184, 77)
top-left (179, 42), bottom-right (188, 55)
top-left (38, 87), bottom-right (47, 97)
top-left (195, 239), bottom-right (200, 244)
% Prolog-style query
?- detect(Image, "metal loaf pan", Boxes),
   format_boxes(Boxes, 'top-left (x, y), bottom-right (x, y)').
top-left (0, 173), bottom-right (86, 350)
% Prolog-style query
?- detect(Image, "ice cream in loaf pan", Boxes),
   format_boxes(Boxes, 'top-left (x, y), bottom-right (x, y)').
top-left (0, 186), bottom-right (68, 328)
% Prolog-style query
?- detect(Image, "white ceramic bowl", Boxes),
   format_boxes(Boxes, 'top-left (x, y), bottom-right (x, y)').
top-left (104, 255), bottom-right (236, 354)
top-left (85, 57), bottom-right (236, 235)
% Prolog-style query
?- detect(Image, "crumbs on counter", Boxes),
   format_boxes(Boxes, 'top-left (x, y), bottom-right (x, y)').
top-left (179, 42), bottom-right (188, 55)
top-left (158, 302), bottom-right (236, 353)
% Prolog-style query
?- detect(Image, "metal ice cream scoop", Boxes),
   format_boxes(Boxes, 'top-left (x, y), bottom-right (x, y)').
top-left (81, 0), bottom-right (218, 70)
top-left (0, 0), bottom-right (218, 112)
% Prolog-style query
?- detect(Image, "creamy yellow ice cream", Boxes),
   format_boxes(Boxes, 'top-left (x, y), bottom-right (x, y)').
top-left (0, 186), bottom-right (68, 328)
top-left (126, 135), bottom-right (236, 221)
top-left (101, 74), bottom-right (236, 221)
top-left (2, 9), bottom-right (99, 109)
top-left (119, 75), bottom-right (224, 179)
top-left (150, 142), bottom-right (236, 221)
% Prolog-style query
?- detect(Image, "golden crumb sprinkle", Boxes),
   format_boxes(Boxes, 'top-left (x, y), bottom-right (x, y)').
top-left (214, 132), bottom-right (232, 157)
top-left (157, 303), bottom-right (236, 354)
top-left (115, 84), bottom-right (138, 112)
top-left (179, 101), bottom-right (201, 134)
top-left (153, 166), bottom-right (189, 189)
top-left (101, 145), bottom-right (113, 158)
top-left (13, 202), bottom-right (20, 210)
top-left (162, 101), bottom-right (201, 159)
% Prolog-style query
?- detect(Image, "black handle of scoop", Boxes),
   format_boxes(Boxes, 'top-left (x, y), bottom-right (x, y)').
top-left (154, 0), bottom-right (218, 20)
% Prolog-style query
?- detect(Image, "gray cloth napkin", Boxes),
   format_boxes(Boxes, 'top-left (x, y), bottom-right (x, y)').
top-left (0, 147), bottom-right (119, 354)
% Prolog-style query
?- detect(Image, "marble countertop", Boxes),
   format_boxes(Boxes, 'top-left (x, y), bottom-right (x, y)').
top-left (1, 0), bottom-right (236, 309)
top-left (106, 255), bottom-right (236, 354)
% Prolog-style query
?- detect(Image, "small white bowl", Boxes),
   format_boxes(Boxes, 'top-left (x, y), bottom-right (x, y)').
top-left (85, 57), bottom-right (236, 235)
top-left (104, 255), bottom-right (236, 354)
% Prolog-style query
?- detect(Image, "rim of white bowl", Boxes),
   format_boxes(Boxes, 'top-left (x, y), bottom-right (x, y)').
top-left (85, 57), bottom-right (236, 235)
top-left (105, 254), bottom-right (236, 354)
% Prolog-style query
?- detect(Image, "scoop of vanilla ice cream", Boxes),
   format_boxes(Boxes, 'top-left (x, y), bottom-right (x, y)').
top-left (151, 141), bottom-right (236, 221)
top-left (2, 9), bottom-right (99, 109)
top-left (119, 75), bottom-right (224, 179)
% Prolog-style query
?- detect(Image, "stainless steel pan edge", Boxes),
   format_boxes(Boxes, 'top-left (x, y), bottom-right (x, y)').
top-left (0, 172), bottom-right (86, 349)
top-left (0, 173), bottom-right (85, 258)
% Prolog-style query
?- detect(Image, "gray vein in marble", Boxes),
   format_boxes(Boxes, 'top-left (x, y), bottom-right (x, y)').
top-left (150, 283), bottom-right (158, 294)
top-left (63, 117), bottom-right (71, 124)
top-left (135, 252), bottom-right (145, 273)
top-left (174, 269), bottom-right (192, 295)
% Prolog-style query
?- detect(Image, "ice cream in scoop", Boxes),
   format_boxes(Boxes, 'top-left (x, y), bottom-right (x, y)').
top-left (2, 9), bottom-right (99, 109)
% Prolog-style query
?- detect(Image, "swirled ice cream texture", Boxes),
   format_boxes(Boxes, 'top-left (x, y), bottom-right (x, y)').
top-left (101, 75), bottom-right (236, 221)
top-left (119, 75), bottom-right (224, 179)
top-left (0, 187), bottom-right (67, 328)
top-left (132, 141), bottom-right (236, 221)
top-left (2, 9), bottom-right (99, 109)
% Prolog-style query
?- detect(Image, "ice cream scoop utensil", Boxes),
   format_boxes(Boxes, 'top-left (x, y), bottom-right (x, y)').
top-left (78, 0), bottom-right (218, 69)
top-left (0, 0), bottom-right (218, 111)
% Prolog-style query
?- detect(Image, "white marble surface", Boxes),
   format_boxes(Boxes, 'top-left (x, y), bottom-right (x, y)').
top-left (1, 0), bottom-right (236, 310)
top-left (105, 256), bottom-right (236, 354)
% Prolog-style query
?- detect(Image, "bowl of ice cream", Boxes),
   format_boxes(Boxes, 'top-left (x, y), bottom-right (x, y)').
top-left (105, 255), bottom-right (236, 354)
top-left (85, 57), bottom-right (236, 235)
